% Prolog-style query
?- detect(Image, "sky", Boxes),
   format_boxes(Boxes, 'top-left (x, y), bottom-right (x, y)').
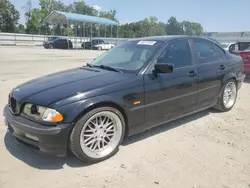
top-left (10, 0), bottom-right (250, 32)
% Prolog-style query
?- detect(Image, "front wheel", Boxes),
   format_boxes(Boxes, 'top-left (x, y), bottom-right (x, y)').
top-left (70, 107), bottom-right (125, 162)
top-left (213, 80), bottom-right (237, 112)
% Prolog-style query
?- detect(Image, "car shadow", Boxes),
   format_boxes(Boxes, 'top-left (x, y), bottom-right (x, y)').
top-left (4, 132), bottom-right (89, 170)
top-left (122, 109), bottom-right (210, 146)
top-left (4, 109), bottom-right (211, 170)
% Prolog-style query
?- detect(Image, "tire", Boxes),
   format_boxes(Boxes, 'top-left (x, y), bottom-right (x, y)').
top-left (213, 80), bottom-right (237, 112)
top-left (48, 44), bottom-right (54, 49)
top-left (98, 46), bottom-right (102, 50)
top-left (70, 107), bottom-right (125, 163)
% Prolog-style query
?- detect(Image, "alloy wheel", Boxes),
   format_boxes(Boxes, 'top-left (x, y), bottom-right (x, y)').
top-left (79, 111), bottom-right (122, 159)
top-left (223, 81), bottom-right (237, 109)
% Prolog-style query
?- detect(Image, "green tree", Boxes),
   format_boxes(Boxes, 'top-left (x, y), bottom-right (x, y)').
top-left (73, 1), bottom-right (98, 16)
top-left (166, 17), bottom-right (184, 35)
top-left (16, 24), bottom-right (25, 33)
top-left (98, 9), bottom-right (119, 37)
top-left (118, 17), bottom-right (166, 38)
top-left (182, 21), bottom-right (203, 36)
top-left (25, 8), bottom-right (42, 34)
top-left (99, 9), bottom-right (118, 22)
top-left (0, 0), bottom-right (20, 33)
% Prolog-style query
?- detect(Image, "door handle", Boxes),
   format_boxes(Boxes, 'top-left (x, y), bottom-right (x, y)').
top-left (219, 65), bottom-right (226, 70)
top-left (187, 71), bottom-right (197, 77)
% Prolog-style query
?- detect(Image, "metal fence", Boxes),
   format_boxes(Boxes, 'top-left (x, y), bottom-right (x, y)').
top-left (204, 32), bottom-right (250, 43)
top-left (0, 32), bottom-right (129, 48)
top-left (1, 32), bottom-right (250, 47)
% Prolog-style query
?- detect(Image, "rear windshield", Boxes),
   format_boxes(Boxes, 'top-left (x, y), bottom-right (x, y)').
top-left (221, 44), bottom-right (229, 48)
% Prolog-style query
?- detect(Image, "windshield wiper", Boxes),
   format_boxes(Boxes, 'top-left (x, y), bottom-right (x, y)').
top-left (86, 63), bottom-right (94, 67)
top-left (86, 63), bottom-right (122, 73)
top-left (94, 65), bottom-right (122, 73)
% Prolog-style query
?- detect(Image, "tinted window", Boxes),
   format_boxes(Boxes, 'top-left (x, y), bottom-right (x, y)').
top-left (195, 40), bottom-right (218, 64)
top-left (214, 45), bottom-right (226, 60)
top-left (99, 40), bottom-right (105, 44)
top-left (157, 39), bottom-right (192, 68)
top-left (239, 42), bottom-right (250, 51)
top-left (56, 39), bottom-right (66, 43)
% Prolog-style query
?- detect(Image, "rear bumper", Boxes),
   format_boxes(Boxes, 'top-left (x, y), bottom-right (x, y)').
top-left (237, 73), bottom-right (246, 90)
top-left (3, 105), bottom-right (73, 157)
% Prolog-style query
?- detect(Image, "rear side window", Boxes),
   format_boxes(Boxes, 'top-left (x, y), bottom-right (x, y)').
top-left (195, 40), bottom-right (218, 64)
top-left (214, 45), bottom-right (226, 60)
top-left (157, 39), bottom-right (192, 68)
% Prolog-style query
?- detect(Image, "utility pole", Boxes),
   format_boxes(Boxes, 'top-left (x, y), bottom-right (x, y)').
top-left (22, 0), bottom-right (32, 22)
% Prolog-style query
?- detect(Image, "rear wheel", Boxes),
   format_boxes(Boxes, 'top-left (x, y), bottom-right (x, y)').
top-left (98, 46), bottom-right (102, 50)
top-left (213, 80), bottom-right (237, 112)
top-left (70, 107), bottom-right (125, 162)
top-left (48, 44), bottom-right (54, 49)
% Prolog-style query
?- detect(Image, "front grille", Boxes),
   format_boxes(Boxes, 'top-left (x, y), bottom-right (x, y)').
top-left (8, 95), bottom-right (20, 115)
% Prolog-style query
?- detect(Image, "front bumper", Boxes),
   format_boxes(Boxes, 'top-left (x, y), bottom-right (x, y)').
top-left (3, 105), bottom-right (73, 157)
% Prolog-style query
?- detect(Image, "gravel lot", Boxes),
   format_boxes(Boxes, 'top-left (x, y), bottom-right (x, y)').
top-left (0, 47), bottom-right (250, 188)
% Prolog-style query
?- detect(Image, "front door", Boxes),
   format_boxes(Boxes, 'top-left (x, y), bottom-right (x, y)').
top-left (194, 39), bottom-right (227, 108)
top-left (144, 39), bottom-right (198, 128)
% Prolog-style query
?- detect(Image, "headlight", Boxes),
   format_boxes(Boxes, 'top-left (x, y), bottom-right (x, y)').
top-left (23, 104), bottom-right (63, 123)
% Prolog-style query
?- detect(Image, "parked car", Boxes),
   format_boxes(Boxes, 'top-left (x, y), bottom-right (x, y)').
top-left (228, 42), bottom-right (250, 75)
top-left (81, 39), bottom-right (113, 50)
top-left (93, 43), bottom-right (115, 50)
top-left (4, 36), bottom-right (245, 163)
top-left (43, 38), bottom-right (73, 49)
top-left (220, 42), bottom-right (236, 51)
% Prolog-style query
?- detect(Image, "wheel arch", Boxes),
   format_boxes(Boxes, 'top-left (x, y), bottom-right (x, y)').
top-left (73, 101), bottom-right (129, 137)
top-left (222, 73), bottom-right (237, 86)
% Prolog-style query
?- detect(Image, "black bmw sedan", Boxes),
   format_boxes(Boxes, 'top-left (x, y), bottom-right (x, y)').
top-left (3, 36), bottom-right (245, 162)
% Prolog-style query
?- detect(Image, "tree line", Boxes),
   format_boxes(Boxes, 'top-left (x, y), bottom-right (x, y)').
top-left (0, 0), bottom-right (204, 38)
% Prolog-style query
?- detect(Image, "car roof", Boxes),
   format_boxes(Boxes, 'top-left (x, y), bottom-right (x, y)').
top-left (128, 35), bottom-right (221, 44)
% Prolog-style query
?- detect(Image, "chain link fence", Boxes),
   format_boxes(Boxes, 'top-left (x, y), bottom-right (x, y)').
top-left (1, 31), bottom-right (250, 47)
top-left (0, 32), bottom-right (129, 48)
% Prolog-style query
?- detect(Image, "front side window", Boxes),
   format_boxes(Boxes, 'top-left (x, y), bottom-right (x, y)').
top-left (157, 39), bottom-right (192, 68)
top-left (90, 40), bottom-right (164, 71)
top-left (195, 40), bottom-right (218, 64)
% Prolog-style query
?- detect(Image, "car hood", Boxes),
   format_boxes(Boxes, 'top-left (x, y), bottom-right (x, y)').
top-left (11, 67), bottom-right (133, 106)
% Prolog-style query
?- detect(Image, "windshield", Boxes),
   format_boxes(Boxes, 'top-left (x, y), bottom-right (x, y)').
top-left (90, 40), bottom-right (164, 72)
top-left (221, 43), bottom-right (230, 48)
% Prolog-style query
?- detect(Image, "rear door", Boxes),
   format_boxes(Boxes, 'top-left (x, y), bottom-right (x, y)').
top-left (144, 39), bottom-right (198, 128)
top-left (54, 39), bottom-right (64, 49)
top-left (61, 39), bottom-right (68, 49)
top-left (195, 39), bottom-right (227, 108)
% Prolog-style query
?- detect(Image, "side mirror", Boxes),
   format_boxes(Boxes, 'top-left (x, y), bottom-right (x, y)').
top-left (154, 64), bottom-right (174, 74)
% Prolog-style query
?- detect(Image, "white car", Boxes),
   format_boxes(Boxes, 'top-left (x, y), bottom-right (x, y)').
top-left (220, 42), bottom-right (236, 51)
top-left (94, 43), bottom-right (115, 50)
